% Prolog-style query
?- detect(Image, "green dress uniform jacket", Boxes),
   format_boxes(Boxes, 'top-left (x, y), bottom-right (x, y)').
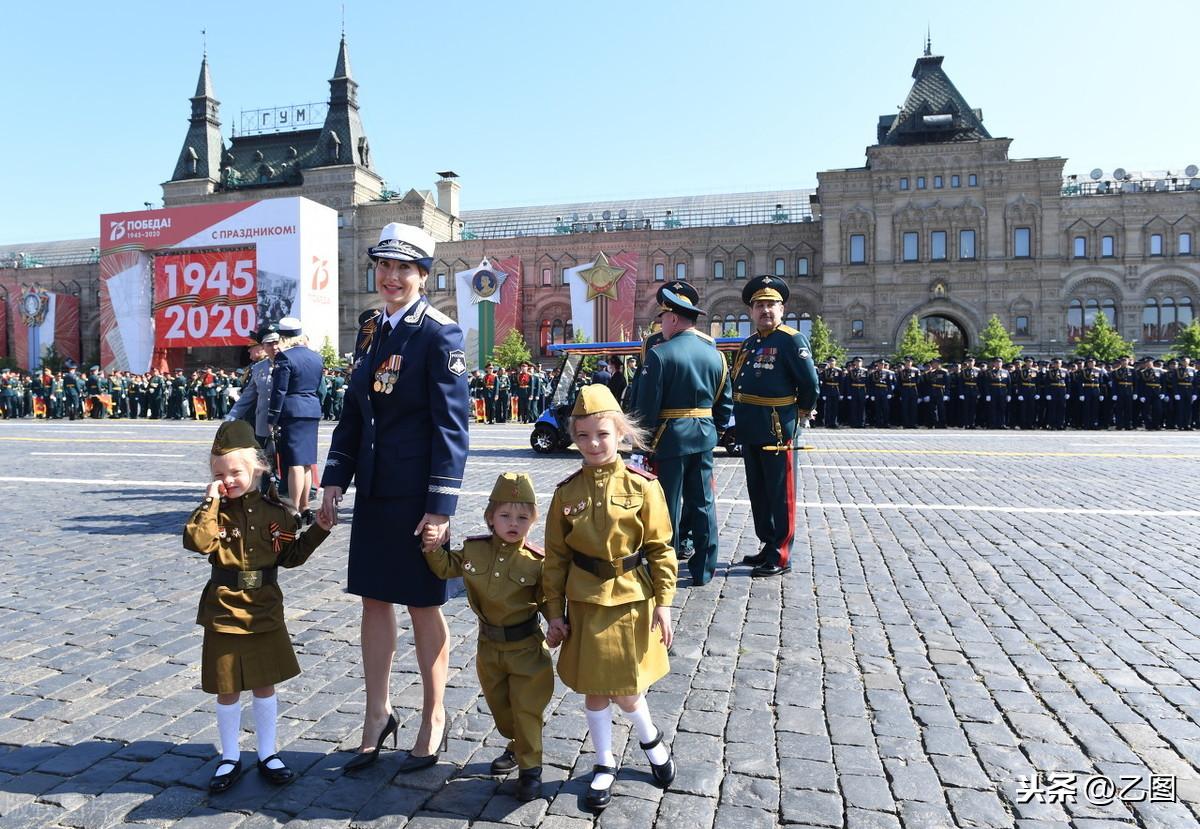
top-left (543, 459), bottom-right (676, 696)
top-left (424, 534), bottom-right (553, 769)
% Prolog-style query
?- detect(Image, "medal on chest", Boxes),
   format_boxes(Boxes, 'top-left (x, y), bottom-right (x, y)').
top-left (374, 354), bottom-right (403, 394)
top-left (563, 498), bottom-right (590, 516)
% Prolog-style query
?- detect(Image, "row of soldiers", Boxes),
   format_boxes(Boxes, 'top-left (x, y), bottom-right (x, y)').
top-left (467, 363), bottom-right (553, 424)
top-left (0, 365), bottom-right (350, 422)
top-left (815, 354), bottom-right (1200, 430)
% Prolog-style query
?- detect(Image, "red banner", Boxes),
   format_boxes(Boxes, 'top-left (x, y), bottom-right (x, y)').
top-left (153, 248), bottom-right (258, 348)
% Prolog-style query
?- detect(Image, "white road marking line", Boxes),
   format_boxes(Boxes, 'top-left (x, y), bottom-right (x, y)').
top-left (466, 461), bottom-right (532, 466)
top-left (30, 452), bottom-right (187, 458)
top-left (801, 464), bottom-right (977, 472)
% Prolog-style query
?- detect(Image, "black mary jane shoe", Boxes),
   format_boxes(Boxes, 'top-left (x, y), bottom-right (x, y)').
top-left (585, 764), bottom-right (618, 811)
top-left (208, 758), bottom-right (243, 793)
top-left (515, 766), bottom-right (543, 802)
top-left (257, 754), bottom-right (295, 785)
top-left (344, 712), bottom-right (398, 773)
top-left (490, 749), bottom-right (518, 776)
top-left (751, 563), bottom-right (792, 578)
top-left (640, 728), bottom-right (676, 787)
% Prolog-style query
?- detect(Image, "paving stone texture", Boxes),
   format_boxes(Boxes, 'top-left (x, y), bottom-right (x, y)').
top-left (1, 421), bottom-right (1199, 828)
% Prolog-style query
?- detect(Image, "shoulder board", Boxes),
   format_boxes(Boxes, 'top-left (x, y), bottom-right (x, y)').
top-left (465, 533), bottom-right (493, 543)
top-left (522, 540), bottom-right (545, 558)
top-left (358, 308), bottom-right (381, 326)
top-left (777, 324), bottom-right (799, 335)
top-left (695, 330), bottom-right (715, 343)
top-left (556, 468), bottom-right (583, 487)
top-left (627, 465), bottom-right (658, 481)
top-left (424, 306), bottom-right (454, 326)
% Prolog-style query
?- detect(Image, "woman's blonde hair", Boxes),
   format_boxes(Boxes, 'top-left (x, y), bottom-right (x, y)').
top-left (483, 500), bottom-right (539, 529)
top-left (277, 334), bottom-right (308, 351)
top-left (569, 409), bottom-right (651, 451)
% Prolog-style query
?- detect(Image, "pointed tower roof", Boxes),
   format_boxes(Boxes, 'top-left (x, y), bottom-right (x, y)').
top-left (333, 34), bottom-right (352, 80)
top-left (194, 56), bottom-right (214, 98)
top-left (876, 51), bottom-right (991, 146)
top-left (171, 54), bottom-right (225, 181)
top-left (317, 35), bottom-right (373, 170)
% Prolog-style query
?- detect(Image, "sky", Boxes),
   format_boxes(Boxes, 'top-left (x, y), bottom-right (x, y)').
top-left (1, 0), bottom-right (1196, 244)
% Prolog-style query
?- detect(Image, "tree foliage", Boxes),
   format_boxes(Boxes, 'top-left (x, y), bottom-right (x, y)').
top-left (572, 329), bottom-right (598, 375)
top-left (1072, 313), bottom-right (1132, 362)
top-left (807, 316), bottom-right (848, 365)
top-left (1167, 319), bottom-right (1200, 361)
top-left (975, 315), bottom-right (1023, 362)
top-left (492, 328), bottom-right (533, 369)
top-left (890, 315), bottom-right (941, 365)
top-left (318, 336), bottom-right (341, 370)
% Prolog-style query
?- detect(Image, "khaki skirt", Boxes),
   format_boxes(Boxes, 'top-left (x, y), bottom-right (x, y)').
top-left (202, 627), bottom-right (300, 694)
top-left (557, 598), bottom-right (669, 696)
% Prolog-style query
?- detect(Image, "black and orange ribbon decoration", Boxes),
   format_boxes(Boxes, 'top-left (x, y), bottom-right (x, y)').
top-left (269, 522), bottom-right (296, 554)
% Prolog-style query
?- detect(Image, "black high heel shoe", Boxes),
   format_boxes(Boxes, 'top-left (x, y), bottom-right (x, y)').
top-left (344, 712), bottom-right (398, 772)
top-left (395, 720), bottom-right (448, 774)
top-left (640, 728), bottom-right (676, 787)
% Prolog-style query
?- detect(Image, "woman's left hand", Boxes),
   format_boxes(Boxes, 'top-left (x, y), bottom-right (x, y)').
top-left (415, 513), bottom-right (450, 552)
top-left (652, 606), bottom-right (673, 649)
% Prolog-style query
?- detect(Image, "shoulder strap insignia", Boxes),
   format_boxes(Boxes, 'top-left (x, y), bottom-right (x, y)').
top-left (695, 330), bottom-right (715, 343)
top-left (358, 308), bottom-right (381, 326)
top-left (627, 465), bottom-right (658, 481)
top-left (777, 324), bottom-right (799, 335)
top-left (424, 305), bottom-right (455, 325)
top-left (522, 540), bottom-right (545, 558)
top-left (556, 468), bottom-right (583, 487)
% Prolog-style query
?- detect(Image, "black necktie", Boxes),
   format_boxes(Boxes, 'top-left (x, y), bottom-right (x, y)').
top-left (381, 320), bottom-right (393, 338)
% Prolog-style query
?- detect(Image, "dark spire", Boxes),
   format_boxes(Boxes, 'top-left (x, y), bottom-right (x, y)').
top-left (171, 53), bottom-right (225, 181)
top-left (318, 35), bottom-right (373, 169)
top-left (875, 49), bottom-right (991, 146)
top-left (924, 25), bottom-right (931, 57)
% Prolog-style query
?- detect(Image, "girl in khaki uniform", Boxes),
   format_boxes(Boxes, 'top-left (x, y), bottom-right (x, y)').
top-left (543, 384), bottom-right (678, 811)
top-left (185, 420), bottom-right (332, 793)
top-left (422, 472), bottom-right (558, 801)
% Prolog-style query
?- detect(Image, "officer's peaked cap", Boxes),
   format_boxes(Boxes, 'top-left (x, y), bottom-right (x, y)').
top-left (656, 280), bottom-right (699, 305)
top-left (742, 275), bottom-right (789, 306)
top-left (211, 420), bottom-right (258, 455)
top-left (658, 288), bottom-right (702, 320)
top-left (257, 322), bottom-right (281, 344)
top-left (489, 472), bottom-right (537, 506)
top-left (277, 317), bottom-right (302, 337)
top-left (369, 222), bottom-right (436, 270)
top-left (571, 384), bottom-right (622, 417)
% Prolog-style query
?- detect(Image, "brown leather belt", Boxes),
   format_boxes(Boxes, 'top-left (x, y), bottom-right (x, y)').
top-left (479, 616), bottom-right (540, 642)
top-left (210, 566), bottom-right (278, 590)
top-left (571, 550), bottom-right (647, 580)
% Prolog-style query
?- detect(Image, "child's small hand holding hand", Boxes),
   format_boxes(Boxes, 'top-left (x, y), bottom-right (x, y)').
top-left (205, 480), bottom-right (225, 499)
top-left (419, 523), bottom-right (441, 553)
top-left (547, 617), bottom-right (570, 647)
top-left (652, 606), bottom-right (673, 649)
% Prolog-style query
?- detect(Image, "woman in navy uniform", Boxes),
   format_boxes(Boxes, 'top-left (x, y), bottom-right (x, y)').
top-left (268, 318), bottom-right (324, 521)
top-left (319, 222), bottom-right (470, 773)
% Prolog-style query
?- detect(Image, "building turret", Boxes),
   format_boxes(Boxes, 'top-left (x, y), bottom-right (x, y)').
top-left (317, 36), bottom-right (373, 169)
top-left (170, 56), bottom-right (225, 181)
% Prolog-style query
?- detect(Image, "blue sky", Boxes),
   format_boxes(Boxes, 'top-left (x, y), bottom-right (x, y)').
top-left (1, 0), bottom-right (1195, 244)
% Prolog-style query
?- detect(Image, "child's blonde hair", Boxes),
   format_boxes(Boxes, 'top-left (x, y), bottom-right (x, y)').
top-left (483, 500), bottom-right (539, 529)
top-left (209, 446), bottom-right (292, 509)
top-left (569, 409), bottom-right (651, 451)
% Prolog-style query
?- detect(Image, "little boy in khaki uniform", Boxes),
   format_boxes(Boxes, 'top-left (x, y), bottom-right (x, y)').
top-left (423, 472), bottom-right (555, 801)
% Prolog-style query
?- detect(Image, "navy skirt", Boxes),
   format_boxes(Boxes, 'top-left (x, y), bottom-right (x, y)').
top-left (347, 495), bottom-right (448, 607)
top-left (278, 416), bottom-right (319, 467)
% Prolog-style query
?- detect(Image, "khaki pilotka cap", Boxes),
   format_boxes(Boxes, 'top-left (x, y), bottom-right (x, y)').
top-left (570, 384), bottom-right (622, 417)
top-left (489, 472), bottom-right (537, 505)
top-left (211, 420), bottom-right (258, 455)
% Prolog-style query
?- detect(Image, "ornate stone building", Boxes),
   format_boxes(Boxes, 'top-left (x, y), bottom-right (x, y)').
top-left (3, 38), bottom-right (1197, 366)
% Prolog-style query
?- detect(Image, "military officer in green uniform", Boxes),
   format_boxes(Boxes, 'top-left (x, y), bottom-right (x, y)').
top-left (633, 289), bottom-right (732, 585)
top-left (627, 280), bottom-right (700, 413)
top-left (731, 276), bottom-right (819, 578)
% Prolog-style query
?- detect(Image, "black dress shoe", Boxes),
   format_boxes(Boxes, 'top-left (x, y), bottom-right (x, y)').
top-left (209, 758), bottom-right (242, 793)
top-left (740, 553), bottom-right (767, 567)
top-left (585, 764), bottom-right (618, 811)
top-left (490, 749), bottom-right (517, 776)
top-left (344, 712), bottom-right (398, 772)
top-left (751, 563), bottom-right (792, 578)
top-left (516, 766), bottom-right (542, 801)
top-left (257, 754), bottom-right (295, 785)
top-left (639, 728), bottom-right (676, 787)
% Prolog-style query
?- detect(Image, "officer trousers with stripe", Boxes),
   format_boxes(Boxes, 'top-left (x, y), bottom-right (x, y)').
top-left (656, 450), bottom-right (719, 584)
top-left (742, 445), bottom-right (796, 569)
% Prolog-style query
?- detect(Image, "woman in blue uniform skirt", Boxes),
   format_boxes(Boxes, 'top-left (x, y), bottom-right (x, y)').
top-left (267, 319), bottom-right (324, 521)
top-left (319, 222), bottom-right (470, 773)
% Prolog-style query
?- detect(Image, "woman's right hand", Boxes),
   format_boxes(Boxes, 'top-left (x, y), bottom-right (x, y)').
top-left (547, 617), bottom-right (570, 647)
top-left (320, 485), bottom-right (344, 527)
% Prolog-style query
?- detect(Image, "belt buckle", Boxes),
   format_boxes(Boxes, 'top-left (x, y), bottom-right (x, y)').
top-left (238, 570), bottom-right (263, 590)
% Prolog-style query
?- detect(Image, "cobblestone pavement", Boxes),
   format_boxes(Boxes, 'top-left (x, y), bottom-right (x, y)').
top-left (2, 420), bottom-right (1200, 828)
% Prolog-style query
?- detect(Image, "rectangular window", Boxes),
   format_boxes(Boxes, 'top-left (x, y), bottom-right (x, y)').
top-left (561, 268), bottom-right (570, 285)
top-left (774, 257), bottom-right (785, 276)
top-left (1015, 316), bottom-right (1030, 336)
top-left (959, 229), bottom-right (976, 259)
top-left (899, 178), bottom-right (909, 191)
top-left (917, 176), bottom-right (926, 189)
top-left (1102, 235), bottom-right (1115, 257)
top-left (365, 266), bottom-right (376, 292)
top-left (934, 175), bottom-right (943, 189)
top-left (735, 259), bottom-right (747, 278)
top-left (436, 271), bottom-right (447, 291)
top-left (1073, 236), bottom-right (1086, 258)
top-left (931, 231), bottom-right (947, 261)
top-left (654, 263), bottom-right (665, 282)
top-left (851, 319), bottom-right (864, 338)
top-left (541, 267), bottom-right (552, 287)
top-left (675, 262), bottom-right (687, 279)
top-left (1150, 233), bottom-right (1164, 256)
top-left (797, 257), bottom-right (809, 276)
top-left (968, 174), bottom-right (978, 186)
top-left (902, 232), bottom-right (919, 262)
top-left (1182, 233), bottom-right (1193, 255)
top-left (951, 175), bottom-right (961, 188)
top-left (713, 261), bottom-right (725, 280)
top-left (849, 234), bottom-right (866, 264)
top-left (1014, 227), bottom-right (1031, 258)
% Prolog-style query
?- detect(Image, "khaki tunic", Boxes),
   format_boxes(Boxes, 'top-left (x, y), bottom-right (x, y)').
top-left (425, 535), bottom-right (553, 768)
top-left (543, 458), bottom-right (677, 696)
top-left (184, 491), bottom-right (328, 693)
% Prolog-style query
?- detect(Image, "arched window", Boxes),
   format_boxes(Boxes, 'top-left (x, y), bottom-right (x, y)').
top-left (1070, 296), bottom-right (1117, 341)
top-left (724, 314), bottom-right (738, 337)
top-left (784, 313), bottom-right (799, 329)
top-left (1067, 299), bottom-right (1084, 341)
top-left (565, 319), bottom-right (575, 341)
top-left (1143, 294), bottom-right (1194, 341)
top-left (709, 316), bottom-right (724, 338)
top-left (738, 314), bottom-right (751, 337)
top-left (1143, 299), bottom-right (1159, 342)
top-left (798, 312), bottom-right (813, 339)
top-left (539, 318), bottom-right (552, 355)
top-left (550, 318), bottom-right (564, 346)
top-left (1180, 297), bottom-right (1194, 328)
top-left (774, 257), bottom-right (786, 276)
top-left (1102, 299), bottom-right (1116, 326)
top-left (1162, 297), bottom-right (1177, 340)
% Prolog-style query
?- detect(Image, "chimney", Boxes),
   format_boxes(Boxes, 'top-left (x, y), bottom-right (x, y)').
top-left (436, 171), bottom-right (460, 217)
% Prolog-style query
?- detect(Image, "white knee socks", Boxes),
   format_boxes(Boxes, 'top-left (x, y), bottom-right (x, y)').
top-left (585, 705), bottom-right (616, 789)
top-left (216, 701), bottom-right (241, 763)
top-left (623, 698), bottom-right (669, 765)
top-left (252, 694), bottom-right (285, 770)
